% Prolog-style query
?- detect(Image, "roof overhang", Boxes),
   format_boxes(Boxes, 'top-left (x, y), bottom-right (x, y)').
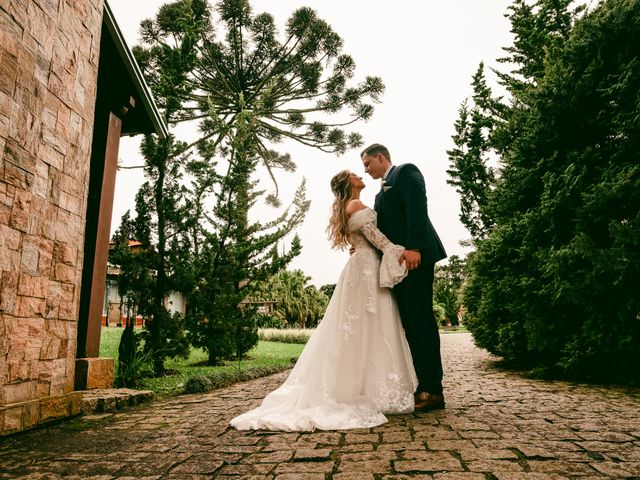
top-left (101, 1), bottom-right (168, 138)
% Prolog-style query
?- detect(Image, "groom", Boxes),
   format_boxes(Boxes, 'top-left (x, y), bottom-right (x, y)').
top-left (361, 143), bottom-right (448, 411)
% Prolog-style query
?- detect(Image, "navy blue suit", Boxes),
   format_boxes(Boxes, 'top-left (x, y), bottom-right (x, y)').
top-left (375, 163), bottom-right (447, 394)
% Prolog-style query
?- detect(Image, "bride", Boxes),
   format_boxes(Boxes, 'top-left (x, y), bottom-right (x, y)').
top-left (230, 170), bottom-right (417, 431)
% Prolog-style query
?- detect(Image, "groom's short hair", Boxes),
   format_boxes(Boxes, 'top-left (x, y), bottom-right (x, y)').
top-left (361, 143), bottom-right (391, 161)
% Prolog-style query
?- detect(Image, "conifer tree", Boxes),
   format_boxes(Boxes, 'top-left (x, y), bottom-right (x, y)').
top-left (188, 0), bottom-right (384, 203)
top-left (110, 1), bottom-right (212, 374)
top-left (451, 0), bottom-right (640, 383)
top-left (447, 63), bottom-right (499, 241)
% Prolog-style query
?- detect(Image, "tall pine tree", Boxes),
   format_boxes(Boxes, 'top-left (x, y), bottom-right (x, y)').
top-left (447, 63), bottom-right (499, 241)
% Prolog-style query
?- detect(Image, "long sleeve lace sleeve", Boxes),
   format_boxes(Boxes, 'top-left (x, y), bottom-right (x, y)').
top-left (349, 209), bottom-right (408, 288)
top-left (359, 222), bottom-right (394, 252)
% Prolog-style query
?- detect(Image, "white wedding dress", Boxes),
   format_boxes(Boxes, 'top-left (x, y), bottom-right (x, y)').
top-left (230, 208), bottom-right (418, 431)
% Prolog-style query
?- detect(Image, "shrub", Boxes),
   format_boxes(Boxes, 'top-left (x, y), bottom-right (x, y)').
top-left (184, 376), bottom-right (213, 393)
top-left (432, 304), bottom-right (448, 326)
top-left (258, 328), bottom-right (314, 344)
top-left (184, 362), bottom-right (295, 394)
top-left (255, 313), bottom-right (287, 329)
top-left (235, 312), bottom-right (259, 358)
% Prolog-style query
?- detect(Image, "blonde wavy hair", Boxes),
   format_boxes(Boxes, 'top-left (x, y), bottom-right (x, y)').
top-left (327, 170), bottom-right (353, 250)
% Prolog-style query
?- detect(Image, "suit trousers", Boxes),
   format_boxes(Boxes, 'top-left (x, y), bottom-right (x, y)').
top-left (392, 261), bottom-right (443, 394)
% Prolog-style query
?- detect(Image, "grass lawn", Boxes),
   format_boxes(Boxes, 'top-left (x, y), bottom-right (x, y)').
top-left (100, 327), bottom-right (304, 397)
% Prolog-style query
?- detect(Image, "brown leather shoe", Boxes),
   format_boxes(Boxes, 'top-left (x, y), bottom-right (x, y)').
top-left (414, 391), bottom-right (445, 411)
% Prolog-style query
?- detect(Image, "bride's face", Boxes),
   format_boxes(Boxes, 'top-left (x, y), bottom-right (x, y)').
top-left (349, 172), bottom-right (365, 190)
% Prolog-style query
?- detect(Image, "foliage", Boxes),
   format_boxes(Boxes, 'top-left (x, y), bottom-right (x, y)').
top-left (258, 327), bottom-right (314, 344)
top-left (254, 313), bottom-right (288, 329)
top-left (115, 314), bottom-right (148, 388)
top-left (432, 303), bottom-right (447, 325)
top-left (452, 0), bottom-right (640, 383)
top-left (110, 178), bottom-right (192, 375)
top-left (446, 64), bottom-right (499, 241)
top-left (187, 0), bottom-right (384, 197)
top-left (434, 255), bottom-right (467, 326)
top-left (184, 375), bottom-right (213, 393)
top-left (116, 342), bottom-right (154, 388)
top-left (248, 270), bottom-right (329, 328)
top-left (109, 1), bottom-right (212, 374)
top-left (319, 283), bottom-right (336, 299)
top-left (128, 0), bottom-right (381, 367)
top-left (183, 146), bottom-right (306, 364)
top-left (184, 363), bottom-right (295, 394)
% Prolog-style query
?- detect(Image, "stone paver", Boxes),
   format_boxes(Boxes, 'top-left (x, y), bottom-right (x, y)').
top-left (1, 333), bottom-right (639, 479)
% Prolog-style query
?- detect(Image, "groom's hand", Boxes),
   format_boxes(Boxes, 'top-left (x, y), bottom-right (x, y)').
top-left (400, 250), bottom-right (421, 270)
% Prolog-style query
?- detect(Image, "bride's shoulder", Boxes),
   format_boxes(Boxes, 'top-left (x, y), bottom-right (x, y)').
top-left (345, 199), bottom-right (367, 217)
top-left (346, 202), bottom-right (374, 227)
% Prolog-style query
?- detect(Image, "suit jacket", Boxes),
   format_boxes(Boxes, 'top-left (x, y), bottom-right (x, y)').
top-left (374, 163), bottom-right (447, 264)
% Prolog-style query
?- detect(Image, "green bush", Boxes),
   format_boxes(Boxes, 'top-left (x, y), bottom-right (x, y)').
top-left (462, 0), bottom-right (640, 383)
top-left (116, 318), bottom-right (152, 388)
top-left (140, 310), bottom-right (190, 374)
top-left (184, 376), bottom-right (213, 393)
top-left (184, 363), bottom-right (295, 394)
top-left (116, 346), bottom-right (154, 388)
top-left (432, 304), bottom-right (447, 326)
top-left (258, 328), bottom-right (314, 344)
top-left (187, 308), bottom-right (259, 365)
top-left (235, 312), bottom-right (259, 358)
top-left (255, 313), bottom-right (287, 329)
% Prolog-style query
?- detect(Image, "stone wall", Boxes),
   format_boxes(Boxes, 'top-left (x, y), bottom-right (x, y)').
top-left (0, 0), bottom-right (104, 435)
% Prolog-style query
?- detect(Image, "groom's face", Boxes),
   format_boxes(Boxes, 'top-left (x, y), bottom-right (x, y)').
top-left (362, 153), bottom-right (387, 180)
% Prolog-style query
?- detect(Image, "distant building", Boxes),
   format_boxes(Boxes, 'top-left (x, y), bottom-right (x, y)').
top-left (239, 300), bottom-right (277, 315)
top-left (102, 248), bottom-right (187, 328)
top-left (0, 0), bottom-right (167, 435)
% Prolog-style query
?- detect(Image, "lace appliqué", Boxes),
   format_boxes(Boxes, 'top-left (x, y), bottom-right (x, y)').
top-left (340, 306), bottom-right (357, 341)
top-left (375, 372), bottom-right (415, 414)
top-left (366, 297), bottom-right (377, 315)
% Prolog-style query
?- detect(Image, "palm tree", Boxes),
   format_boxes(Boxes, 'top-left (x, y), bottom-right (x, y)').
top-left (249, 270), bottom-right (328, 328)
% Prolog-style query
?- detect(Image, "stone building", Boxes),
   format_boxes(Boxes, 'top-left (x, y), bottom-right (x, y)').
top-left (0, 0), bottom-right (166, 435)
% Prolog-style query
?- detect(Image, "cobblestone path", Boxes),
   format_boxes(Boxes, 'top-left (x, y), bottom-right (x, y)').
top-left (1, 333), bottom-right (639, 479)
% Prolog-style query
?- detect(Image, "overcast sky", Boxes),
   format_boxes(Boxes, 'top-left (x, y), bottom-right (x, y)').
top-left (107, 0), bottom-right (515, 286)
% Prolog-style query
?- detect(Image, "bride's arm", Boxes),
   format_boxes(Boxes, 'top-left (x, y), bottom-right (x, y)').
top-left (359, 221), bottom-right (408, 288)
top-left (359, 222), bottom-right (396, 252)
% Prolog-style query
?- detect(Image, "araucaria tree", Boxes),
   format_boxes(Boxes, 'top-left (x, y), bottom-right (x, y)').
top-left (120, 0), bottom-right (383, 365)
top-left (449, 0), bottom-right (640, 383)
top-left (189, 0), bottom-right (384, 176)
